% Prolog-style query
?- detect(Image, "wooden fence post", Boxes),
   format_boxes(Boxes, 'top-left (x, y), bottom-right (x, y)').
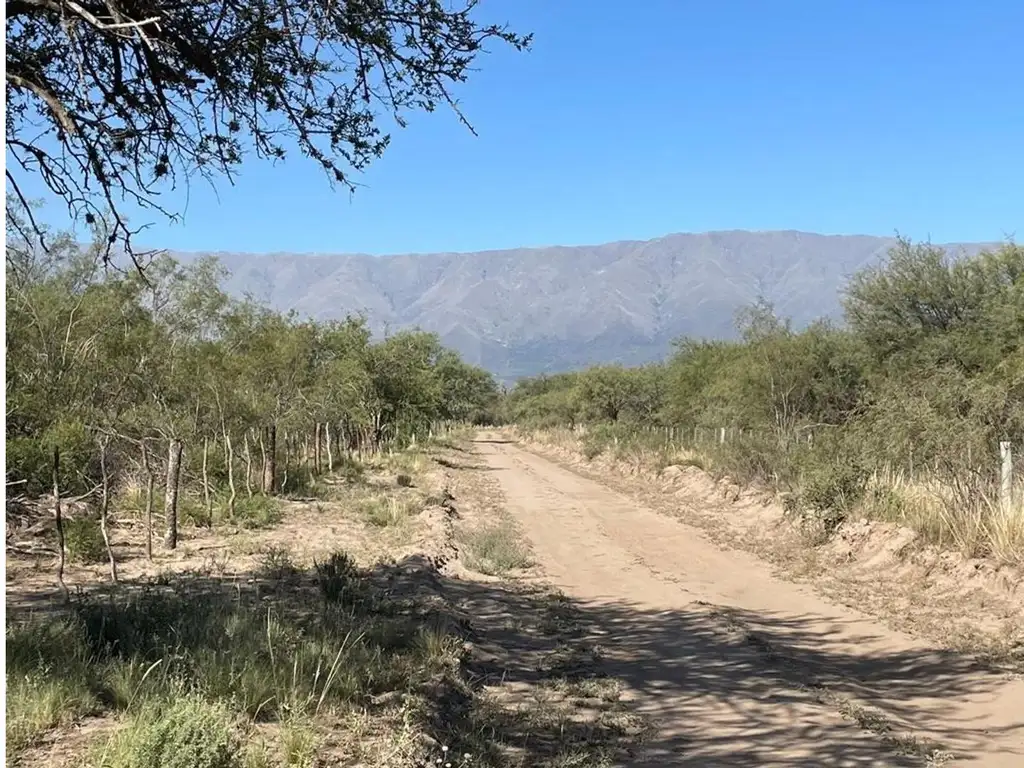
top-left (719, 427), bottom-right (726, 445)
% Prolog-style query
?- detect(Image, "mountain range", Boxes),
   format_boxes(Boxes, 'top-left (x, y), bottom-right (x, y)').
top-left (174, 230), bottom-right (990, 383)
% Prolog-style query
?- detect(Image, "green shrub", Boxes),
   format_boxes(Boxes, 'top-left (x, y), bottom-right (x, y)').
top-left (788, 452), bottom-right (869, 537)
top-left (707, 434), bottom-right (797, 487)
top-left (6, 421), bottom-right (97, 496)
top-left (64, 516), bottom-right (107, 564)
top-left (6, 617), bottom-right (98, 756)
top-left (314, 552), bottom-right (359, 605)
top-left (92, 695), bottom-right (241, 768)
top-left (180, 496), bottom-right (212, 528)
top-left (257, 546), bottom-right (300, 581)
top-left (218, 495), bottom-right (281, 529)
top-left (337, 457), bottom-right (365, 484)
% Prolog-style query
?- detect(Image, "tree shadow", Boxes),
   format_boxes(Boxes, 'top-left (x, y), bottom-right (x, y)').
top-left (433, 456), bottom-right (500, 472)
top-left (7, 554), bottom-right (1022, 766)
top-left (433, 574), bottom-right (1022, 767)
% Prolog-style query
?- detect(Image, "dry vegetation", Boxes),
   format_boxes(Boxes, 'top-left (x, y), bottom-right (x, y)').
top-left (502, 241), bottom-right (1024, 581)
top-left (515, 425), bottom-right (1024, 670)
top-left (525, 425), bottom-right (1024, 568)
top-left (6, 436), bottom-right (648, 768)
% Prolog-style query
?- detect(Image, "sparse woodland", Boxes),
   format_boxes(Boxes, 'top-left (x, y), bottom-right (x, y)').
top-left (4, 220), bottom-right (524, 767)
top-left (5, 217), bottom-right (500, 561)
top-left (505, 239), bottom-right (1024, 563)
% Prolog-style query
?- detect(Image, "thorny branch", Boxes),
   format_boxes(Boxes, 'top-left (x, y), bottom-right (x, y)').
top-left (6, 0), bottom-right (530, 265)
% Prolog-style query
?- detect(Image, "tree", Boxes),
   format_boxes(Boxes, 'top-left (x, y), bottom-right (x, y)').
top-left (434, 349), bottom-right (499, 423)
top-left (577, 365), bottom-right (636, 423)
top-left (6, 0), bottom-right (531, 261)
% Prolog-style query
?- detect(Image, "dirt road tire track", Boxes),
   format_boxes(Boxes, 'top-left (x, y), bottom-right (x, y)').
top-left (473, 434), bottom-right (1024, 767)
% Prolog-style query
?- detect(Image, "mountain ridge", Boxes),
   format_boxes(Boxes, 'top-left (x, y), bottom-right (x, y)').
top-left (172, 230), bottom-right (994, 382)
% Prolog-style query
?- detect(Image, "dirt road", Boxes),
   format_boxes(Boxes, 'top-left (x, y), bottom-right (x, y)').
top-left (474, 434), bottom-right (1024, 767)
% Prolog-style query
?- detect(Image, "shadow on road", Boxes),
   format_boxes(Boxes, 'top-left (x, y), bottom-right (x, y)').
top-left (438, 571), bottom-right (1018, 767)
top-left (7, 554), bottom-right (1019, 766)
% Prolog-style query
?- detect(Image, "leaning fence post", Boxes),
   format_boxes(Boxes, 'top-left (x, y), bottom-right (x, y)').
top-left (1000, 441), bottom-right (1013, 509)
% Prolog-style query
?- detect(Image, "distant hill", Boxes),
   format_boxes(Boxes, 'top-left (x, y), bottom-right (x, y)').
top-left (174, 231), bottom-right (991, 382)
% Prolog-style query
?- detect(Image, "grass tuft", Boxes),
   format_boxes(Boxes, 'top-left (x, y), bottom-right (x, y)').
top-left (460, 520), bottom-right (533, 575)
top-left (360, 494), bottom-right (421, 527)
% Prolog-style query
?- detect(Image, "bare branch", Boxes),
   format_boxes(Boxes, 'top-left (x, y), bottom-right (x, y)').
top-left (6, 0), bottom-right (530, 265)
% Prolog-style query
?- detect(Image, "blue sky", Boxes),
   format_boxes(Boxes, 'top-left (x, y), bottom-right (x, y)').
top-left (21, 0), bottom-right (1024, 254)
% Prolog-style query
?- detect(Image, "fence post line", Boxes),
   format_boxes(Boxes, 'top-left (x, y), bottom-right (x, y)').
top-left (1000, 441), bottom-right (1013, 509)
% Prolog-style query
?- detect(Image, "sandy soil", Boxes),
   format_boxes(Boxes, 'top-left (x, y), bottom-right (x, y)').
top-left (5, 446), bottom-right (649, 768)
top-left (473, 432), bottom-right (1024, 767)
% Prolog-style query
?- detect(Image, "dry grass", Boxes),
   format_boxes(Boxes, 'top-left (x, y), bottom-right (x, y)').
top-left (524, 426), bottom-right (1024, 567)
top-left (859, 467), bottom-right (1024, 565)
top-left (359, 492), bottom-right (422, 528)
top-left (6, 550), bottom-right (462, 767)
top-left (458, 520), bottom-right (533, 576)
top-left (6, 436), bottom-right (650, 768)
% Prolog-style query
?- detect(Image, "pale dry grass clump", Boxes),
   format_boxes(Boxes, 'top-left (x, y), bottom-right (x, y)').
top-left (459, 520), bottom-right (533, 576)
top-left (378, 449), bottom-right (429, 478)
top-left (859, 466), bottom-right (1024, 565)
top-left (359, 492), bottom-right (422, 528)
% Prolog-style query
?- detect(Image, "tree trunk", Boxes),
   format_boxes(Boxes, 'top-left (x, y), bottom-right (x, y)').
top-left (163, 438), bottom-right (183, 550)
top-left (262, 425), bottom-right (277, 494)
top-left (52, 448), bottom-right (69, 602)
top-left (325, 421), bottom-right (334, 471)
top-left (202, 437), bottom-right (213, 525)
top-left (243, 432), bottom-right (254, 498)
top-left (306, 429), bottom-right (315, 486)
top-left (98, 438), bottom-right (118, 583)
top-left (142, 442), bottom-right (155, 561)
top-left (258, 428), bottom-right (268, 493)
top-left (225, 432), bottom-right (237, 516)
top-left (314, 422), bottom-right (322, 475)
top-left (262, 428), bottom-right (278, 493)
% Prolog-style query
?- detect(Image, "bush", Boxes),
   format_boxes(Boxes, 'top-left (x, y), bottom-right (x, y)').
top-left (6, 617), bottom-right (98, 756)
top-left (256, 546), bottom-right (300, 582)
top-left (709, 434), bottom-right (796, 486)
top-left (6, 420), bottom-right (98, 496)
top-left (92, 695), bottom-right (241, 768)
top-left (787, 451), bottom-right (869, 538)
top-left (337, 457), bottom-right (365, 484)
top-left (314, 551), bottom-right (359, 605)
top-left (217, 495), bottom-right (281, 529)
top-left (180, 496), bottom-right (213, 528)
top-left (64, 516), bottom-right (107, 564)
